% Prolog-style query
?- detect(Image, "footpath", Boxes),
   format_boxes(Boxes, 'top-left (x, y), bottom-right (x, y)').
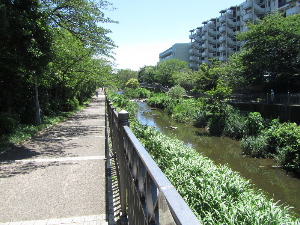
top-left (0, 90), bottom-right (114, 225)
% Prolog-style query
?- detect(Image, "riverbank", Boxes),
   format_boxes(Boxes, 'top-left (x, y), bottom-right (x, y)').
top-left (137, 101), bottom-right (300, 217)
top-left (146, 90), bottom-right (300, 176)
top-left (106, 90), bottom-right (300, 224)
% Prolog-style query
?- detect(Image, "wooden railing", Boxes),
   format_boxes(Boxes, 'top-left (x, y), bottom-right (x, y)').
top-left (106, 98), bottom-right (201, 225)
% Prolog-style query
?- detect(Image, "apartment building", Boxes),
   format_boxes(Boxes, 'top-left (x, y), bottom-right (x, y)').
top-left (189, 0), bottom-right (300, 70)
top-left (159, 43), bottom-right (190, 63)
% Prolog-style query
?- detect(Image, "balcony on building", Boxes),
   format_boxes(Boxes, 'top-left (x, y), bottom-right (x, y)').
top-left (227, 18), bottom-right (237, 27)
top-left (201, 43), bottom-right (209, 49)
top-left (227, 38), bottom-right (236, 47)
top-left (189, 34), bottom-right (195, 40)
top-left (218, 46), bottom-right (227, 52)
top-left (196, 28), bottom-right (202, 35)
top-left (286, 5), bottom-right (300, 16)
top-left (243, 13), bottom-right (253, 22)
top-left (219, 55), bottom-right (228, 61)
top-left (202, 52), bottom-right (208, 57)
top-left (226, 10), bottom-right (234, 19)
top-left (243, 1), bottom-right (253, 10)
top-left (208, 28), bottom-right (219, 36)
top-left (227, 28), bottom-right (235, 37)
top-left (189, 49), bottom-right (200, 56)
top-left (219, 26), bottom-right (226, 33)
top-left (189, 55), bottom-right (199, 62)
top-left (207, 19), bottom-right (217, 28)
top-left (195, 35), bottom-right (203, 42)
top-left (202, 34), bottom-right (209, 41)
top-left (208, 45), bottom-right (217, 52)
top-left (219, 15), bottom-right (226, 23)
top-left (219, 36), bottom-right (227, 42)
top-left (208, 37), bottom-right (217, 44)
top-left (202, 26), bottom-right (209, 33)
top-left (190, 42), bottom-right (201, 50)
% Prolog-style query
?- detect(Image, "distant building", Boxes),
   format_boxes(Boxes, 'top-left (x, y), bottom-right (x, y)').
top-left (159, 43), bottom-right (190, 62)
top-left (189, 0), bottom-right (300, 70)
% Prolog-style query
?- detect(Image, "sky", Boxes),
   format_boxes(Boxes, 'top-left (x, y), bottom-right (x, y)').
top-left (104, 0), bottom-right (243, 71)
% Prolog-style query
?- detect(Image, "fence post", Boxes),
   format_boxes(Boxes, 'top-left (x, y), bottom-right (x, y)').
top-left (118, 110), bottom-right (129, 224)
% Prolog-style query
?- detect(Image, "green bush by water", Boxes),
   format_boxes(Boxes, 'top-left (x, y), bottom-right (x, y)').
top-left (147, 91), bottom-right (300, 175)
top-left (131, 123), bottom-right (299, 224)
top-left (123, 87), bottom-right (152, 99)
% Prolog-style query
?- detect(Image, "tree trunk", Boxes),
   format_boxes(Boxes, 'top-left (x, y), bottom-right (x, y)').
top-left (34, 73), bottom-right (41, 125)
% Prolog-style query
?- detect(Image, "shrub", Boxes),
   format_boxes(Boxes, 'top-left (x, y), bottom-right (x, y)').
top-left (244, 112), bottom-right (264, 137)
top-left (208, 112), bottom-right (226, 136)
top-left (147, 93), bottom-right (169, 108)
top-left (193, 110), bottom-right (210, 128)
top-left (223, 109), bottom-right (246, 140)
top-left (125, 78), bottom-right (140, 89)
top-left (276, 146), bottom-right (300, 174)
top-left (264, 120), bottom-right (300, 152)
top-left (163, 97), bottom-right (179, 115)
top-left (166, 85), bottom-right (187, 99)
top-left (172, 99), bottom-right (203, 123)
top-left (63, 98), bottom-right (79, 111)
top-left (106, 90), bottom-right (138, 120)
top-left (0, 113), bottom-right (20, 135)
top-left (241, 134), bottom-right (269, 157)
top-left (264, 120), bottom-right (300, 172)
top-left (123, 87), bottom-right (152, 99)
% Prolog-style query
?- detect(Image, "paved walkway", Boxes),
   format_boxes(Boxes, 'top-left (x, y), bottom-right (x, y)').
top-left (0, 90), bottom-right (113, 225)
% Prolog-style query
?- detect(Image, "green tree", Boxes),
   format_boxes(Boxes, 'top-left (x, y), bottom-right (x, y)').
top-left (237, 13), bottom-right (300, 93)
top-left (192, 63), bottom-right (219, 92)
top-left (125, 78), bottom-right (140, 89)
top-left (117, 69), bottom-right (138, 88)
top-left (0, 0), bottom-right (52, 124)
top-left (43, 28), bottom-right (113, 112)
top-left (155, 59), bottom-right (189, 87)
top-left (138, 65), bottom-right (156, 83)
top-left (40, 0), bottom-right (116, 55)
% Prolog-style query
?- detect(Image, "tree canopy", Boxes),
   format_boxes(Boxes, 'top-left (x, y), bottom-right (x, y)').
top-left (0, 0), bottom-right (116, 127)
top-left (237, 13), bottom-right (300, 92)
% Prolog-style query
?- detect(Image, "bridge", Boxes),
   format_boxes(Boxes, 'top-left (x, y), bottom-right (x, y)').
top-left (0, 90), bottom-right (200, 225)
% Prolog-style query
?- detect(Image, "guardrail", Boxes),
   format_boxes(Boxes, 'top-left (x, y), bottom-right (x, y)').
top-left (106, 98), bottom-right (201, 225)
top-left (228, 93), bottom-right (300, 105)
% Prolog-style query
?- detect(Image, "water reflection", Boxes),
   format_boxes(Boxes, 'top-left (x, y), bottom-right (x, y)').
top-left (137, 102), bottom-right (300, 216)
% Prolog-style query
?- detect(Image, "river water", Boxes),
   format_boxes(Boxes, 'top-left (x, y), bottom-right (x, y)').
top-left (136, 102), bottom-right (300, 217)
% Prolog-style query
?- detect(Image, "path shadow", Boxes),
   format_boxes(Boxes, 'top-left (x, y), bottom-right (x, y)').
top-left (0, 161), bottom-right (75, 178)
top-left (0, 146), bottom-right (41, 161)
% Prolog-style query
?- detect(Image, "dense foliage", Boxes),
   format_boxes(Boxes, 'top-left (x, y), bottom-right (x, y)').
top-left (147, 90), bottom-right (300, 175)
top-left (107, 91), bottom-right (299, 224)
top-left (0, 0), bottom-right (116, 129)
top-left (237, 13), bottom-right (300, 93)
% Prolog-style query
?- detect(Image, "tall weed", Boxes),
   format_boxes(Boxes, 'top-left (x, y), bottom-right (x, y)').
top-left (132, 123), bottom-right (299, 224)
top-left (223, 109), bottom-right (246, 140)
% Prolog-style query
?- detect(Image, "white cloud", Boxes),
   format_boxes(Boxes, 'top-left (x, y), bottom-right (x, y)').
top-left (112, 42), bottom-right (174, 71)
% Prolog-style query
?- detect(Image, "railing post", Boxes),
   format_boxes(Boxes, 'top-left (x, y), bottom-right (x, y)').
top-left (118, 110), bottom-right (129, 224)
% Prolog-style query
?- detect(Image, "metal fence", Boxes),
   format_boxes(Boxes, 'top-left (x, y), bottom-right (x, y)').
top-left (228, 93), bottom-right (300, 105)
top-left (106, 98), bottom-right (201, 225)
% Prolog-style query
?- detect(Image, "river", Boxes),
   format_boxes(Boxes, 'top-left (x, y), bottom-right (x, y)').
top-left (136, 101), bottom-right (300, 217)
